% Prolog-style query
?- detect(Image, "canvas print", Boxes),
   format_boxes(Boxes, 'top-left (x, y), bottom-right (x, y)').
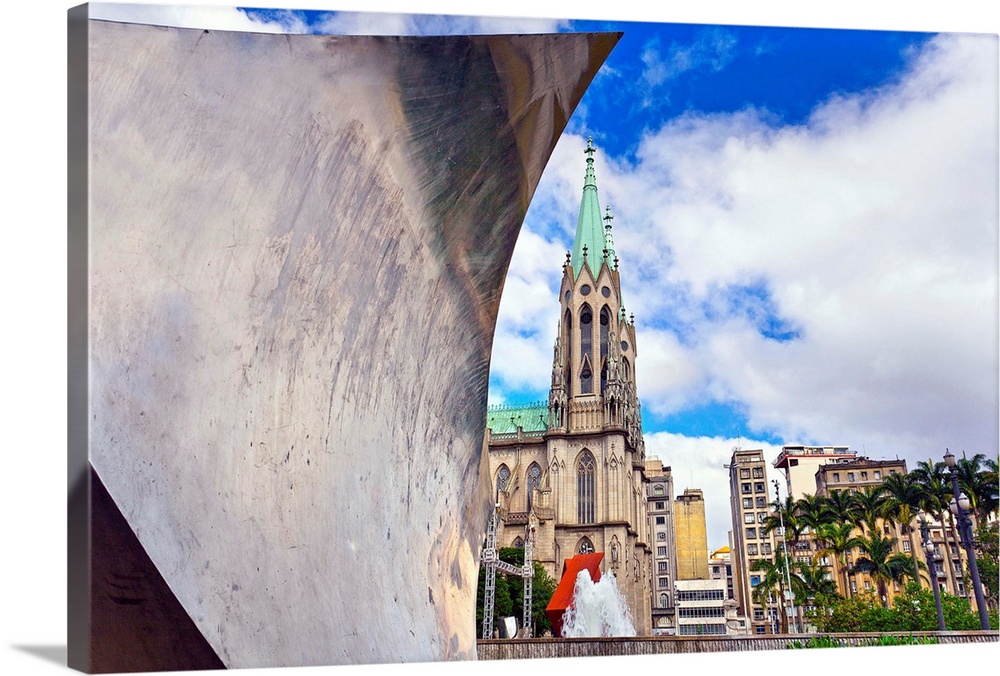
top-left (68, 3), bottom-right (999, 673)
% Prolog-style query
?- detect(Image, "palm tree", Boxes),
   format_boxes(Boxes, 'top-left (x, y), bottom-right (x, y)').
top-left (750, 551), bottom-right (802, 633)
top-left (952, 452), bottom-right (999, 522)
top-left (850, 484), bottom-right (888, 535)
top-left (880, 472), bottom-right (924, 581)
top-left (795, 558), bottom-right (840, 624)
top-left (762, 496), bottom-right (803, 546)
top-left (794, 493), bottom-right (830, 534)
top-left (850, 531), bottom-right (922, 607)
top-left (813, 521), bottom-right (862, 598)
top-left (821, 488), bottom-right (859, 526)
top-left (912, 458), bottom-right (963, 590)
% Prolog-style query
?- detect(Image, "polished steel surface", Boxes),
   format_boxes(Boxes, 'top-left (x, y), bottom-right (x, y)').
top-left (87, 19), bottom-right (617, 667)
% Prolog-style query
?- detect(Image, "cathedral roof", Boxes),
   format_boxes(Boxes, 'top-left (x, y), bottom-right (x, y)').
top-left (486, 401), bottom-right (549, 434)
top-left (570, 137), bottom-right (610, 280)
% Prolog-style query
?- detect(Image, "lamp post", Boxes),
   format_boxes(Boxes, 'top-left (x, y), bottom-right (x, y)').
top-left (773, 479), bottom-right (798, 634)
top-left (917, 510), bottom-right (946, 631)
top-left (943, 449), bottom-right (991, 630)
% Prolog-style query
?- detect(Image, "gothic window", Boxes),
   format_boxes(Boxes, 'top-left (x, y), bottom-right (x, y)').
top-left (579, 305), bottom-right (593, 393)
top-left (577, 450), bottom-right (596, 524)
top-left (578, 537), bottom-right (595, 554)
top-left (526, 463), bottom-right (542, 511)
top-left (599, 306), bottom-right (610, 393)
top-left (659, 593), bottom-right (668, 607)
top-left (513, 537), bottom-right (524, 549)
top-left (622, 356), bottom-right (630, 381)
top-left (496, 464), bottom-right (510, 495)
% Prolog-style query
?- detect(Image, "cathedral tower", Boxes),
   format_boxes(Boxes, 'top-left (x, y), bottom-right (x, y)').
top-left (485, 137), bottom-right (651, 636)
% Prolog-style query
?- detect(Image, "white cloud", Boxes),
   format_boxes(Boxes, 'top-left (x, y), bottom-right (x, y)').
top-left (89, 3), bottom-right (306, 32)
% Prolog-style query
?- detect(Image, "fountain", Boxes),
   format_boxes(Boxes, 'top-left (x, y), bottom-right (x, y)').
top-left (545, 553), bottom-right (636, 638)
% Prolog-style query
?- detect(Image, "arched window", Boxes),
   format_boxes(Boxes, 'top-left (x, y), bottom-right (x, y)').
top-left (526, 463), bottom-right (542, 512)
top-left (577, 451), bottom-right (595, 524)
top-left (653, 484), bottom-right (665, 496)
top-left (599, 306), bottom-right (610, 393)
top-left (578, 537), bottom-right (595, 554)
top-left (513, 537), bottom-right (524, 549)
top-left (580, 304), bottom-right (593, 393)
top-left (496, 464), bottom-right (510, 496)
top-left (659, 593), bottom-right (668, 607)
top-left (622, 356), bottom-right (630, 381)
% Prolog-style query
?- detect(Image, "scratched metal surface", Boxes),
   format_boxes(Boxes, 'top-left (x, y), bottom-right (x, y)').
top-left (86, 18), bottom-right (618, 667)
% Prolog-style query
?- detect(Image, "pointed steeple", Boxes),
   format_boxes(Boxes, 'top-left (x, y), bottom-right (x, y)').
top-left (570, 137), bottom-right (607, 280)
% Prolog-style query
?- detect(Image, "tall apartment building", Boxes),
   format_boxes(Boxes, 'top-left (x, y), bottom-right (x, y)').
top-left (728, 448), bottom-right (780, 634)
top-left (675, 489), bottom-right (709, 580)
top-left (646, 459), bottom-right (677, 635)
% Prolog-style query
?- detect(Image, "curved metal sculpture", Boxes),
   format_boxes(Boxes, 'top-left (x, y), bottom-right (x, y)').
top-left (81, 18), bottom-right (618, 669)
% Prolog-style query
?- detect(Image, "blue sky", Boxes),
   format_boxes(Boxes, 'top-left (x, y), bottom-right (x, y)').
top-left (84, 2), bottom-right (1000, 547)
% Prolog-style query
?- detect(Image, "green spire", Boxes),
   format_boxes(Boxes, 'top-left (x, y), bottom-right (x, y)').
top-left (570, 137), bottom-right (607, 279)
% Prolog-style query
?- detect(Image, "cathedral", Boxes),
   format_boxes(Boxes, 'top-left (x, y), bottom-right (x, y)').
top-left (485, 138), bottom-right (652, 635)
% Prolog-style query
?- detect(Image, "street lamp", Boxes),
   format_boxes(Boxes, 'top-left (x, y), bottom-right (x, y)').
top-left (917, 510), bottom-right (946, 631)
top-left (943, 449), bottom-right (991, 630)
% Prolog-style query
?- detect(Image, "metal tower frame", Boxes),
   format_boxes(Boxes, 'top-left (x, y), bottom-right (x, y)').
top-left (481, 505), bottom-right (536, 639)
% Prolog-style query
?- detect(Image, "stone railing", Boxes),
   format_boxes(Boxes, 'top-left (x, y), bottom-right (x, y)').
top-left (477, 632), bottom-right (997, 660)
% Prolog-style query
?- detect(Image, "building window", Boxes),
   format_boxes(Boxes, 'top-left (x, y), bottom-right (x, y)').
top-left (861, 471), bottom-right (868, 481)
top-left (744, 513), bottom-right (755, 524)
top-left (750, 575), bottom-right (760, 588)
top-left (762, 543), bottom-right (772, 555)
top-left (657, 546), bottom-right (667, 556)
top-left (848, 472), bottom-right (856, 482)
top-left (659, 593), bottom-right (669, 607)
top-left (655, 501), bottom-right (665, 510)
top-left (753, 609), bottom-right (765, 621)
top-left (658, 562), bottom-right (668, 572)
top-left (740, 468), bottom-right (751, 479)
top-left (658, 577), bottom-right (668, 588)
top-left (756, 496), bottom-right (766, 508)
top-left (864, 579), bottom-right (871, 590)
top-left (653, 484), bottom-right (665, 496)
top-left (752, 467), bottom-right (764, 479)
top-left (833, 472), bottom-right (840, 482)
top-left (748, 544), bottom-right (758, 555)
top-left (874, 470), bottom-right (881, 480)
top-left (754, 482), bottom-right (765, 493)
top-left (758, 512), bottom-right (767, 523)
top-left (656, 516), bottom-right (666, 525)
top-left (599, 306), bottom-right (610, 393)
top-left (746, 528), bottom-right (757, 539)
top-left (657, 532), bottom-right (666, 541)
top-left (496, 465), bottom-right (510, 494)
top-left (526, 462), bottom-right (542, 511)
top-left (577, 451), bottom-right (595, 524)
top-left (743, 498), bottom-right (753, 508)
top-left (742, 483), bottom-right (752, 494)
top-left (578, 537), bottom-right (595, 554)
top-left (579, 305), bottom-right (594, 393)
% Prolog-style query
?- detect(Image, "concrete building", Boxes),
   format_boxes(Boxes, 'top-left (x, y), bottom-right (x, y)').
top-left (773, 445), bottom-right (853, 501)
top-left (646, 459), bottom-right (677, 635)
top-left (485, 139), bottom-right (652, 635)
top-left (727, 448), bottom-right (780, 635)
top-left (675, 489), bottom-right (709, 581)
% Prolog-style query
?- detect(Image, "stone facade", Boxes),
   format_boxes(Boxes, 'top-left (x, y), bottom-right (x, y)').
top-left (486, 139), bottom-right (652, 636)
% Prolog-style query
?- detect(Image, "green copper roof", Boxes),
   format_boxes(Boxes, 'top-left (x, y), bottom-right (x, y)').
top-left (570, 137), bottom-right (609, 279)
top-left (486, 401), bottom-right (549, 434)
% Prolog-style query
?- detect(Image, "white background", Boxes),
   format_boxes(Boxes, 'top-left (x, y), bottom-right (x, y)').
top-left (2, 1), bottom-right (997, 675)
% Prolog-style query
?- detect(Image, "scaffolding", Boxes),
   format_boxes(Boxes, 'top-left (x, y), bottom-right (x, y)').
top-left (481, 504), bottom-right (536, 639)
